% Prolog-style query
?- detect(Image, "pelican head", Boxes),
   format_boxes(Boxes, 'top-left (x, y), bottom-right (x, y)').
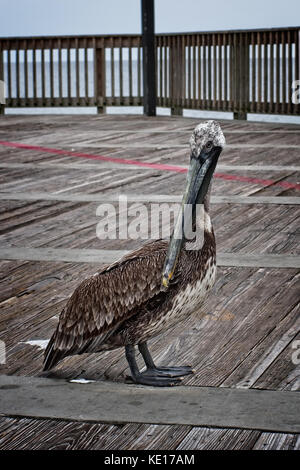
top-left (162, 120), bottom-right (225, 288)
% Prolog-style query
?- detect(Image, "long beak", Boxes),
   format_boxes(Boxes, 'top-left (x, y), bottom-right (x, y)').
top-left (161, 147), bottom-right (221, 288)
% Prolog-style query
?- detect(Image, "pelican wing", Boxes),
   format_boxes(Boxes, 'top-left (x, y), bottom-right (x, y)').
top-left (43, 240), bottom-right (173, 370)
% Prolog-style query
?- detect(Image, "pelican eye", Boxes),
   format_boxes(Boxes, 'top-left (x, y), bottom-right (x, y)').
top-left (204, 141), bottom-right (213, 151)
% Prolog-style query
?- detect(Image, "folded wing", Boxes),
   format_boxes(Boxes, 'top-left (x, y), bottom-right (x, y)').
top-left (43, 240), bottom-right (171, 370)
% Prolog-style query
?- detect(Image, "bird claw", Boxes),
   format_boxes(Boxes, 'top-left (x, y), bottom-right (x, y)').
top-left (127, 365), bottom-right (194, 386)
top-left (151, 365), bottom-right (195, 377)
top-left (129, 371), bottom-right (182, 387)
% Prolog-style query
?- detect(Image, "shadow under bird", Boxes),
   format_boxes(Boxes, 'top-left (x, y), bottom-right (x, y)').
top-left (43, 120), bottom-right (226, 386)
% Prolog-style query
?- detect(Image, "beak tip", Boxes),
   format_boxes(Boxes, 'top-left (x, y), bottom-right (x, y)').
top-left (162, 271), bottom-right (173, 289)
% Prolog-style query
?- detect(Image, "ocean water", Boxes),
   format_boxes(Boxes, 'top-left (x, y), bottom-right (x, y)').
top-left (3, 59), bottom-right (300, 124)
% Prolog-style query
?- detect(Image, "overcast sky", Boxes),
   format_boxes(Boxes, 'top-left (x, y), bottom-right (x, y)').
top-left (1, 0), bottom-right (299, 37)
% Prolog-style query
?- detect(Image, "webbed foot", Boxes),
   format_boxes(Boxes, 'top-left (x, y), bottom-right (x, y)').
top-left (147, 365), bottom-right (194, 378)
top-left (131, 370), bottom-right (182, 387)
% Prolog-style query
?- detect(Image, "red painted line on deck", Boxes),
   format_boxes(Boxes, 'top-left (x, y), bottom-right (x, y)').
top-left (214, 172), bottom-right (299, 190)
top-left (0, 140), bottom-right (299, 191)
top-left (0, 140), bottom-right (187, 173)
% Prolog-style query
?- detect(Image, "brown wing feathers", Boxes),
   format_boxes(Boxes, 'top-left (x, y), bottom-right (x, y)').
top-left (43, 240), bottom-right (169, 371)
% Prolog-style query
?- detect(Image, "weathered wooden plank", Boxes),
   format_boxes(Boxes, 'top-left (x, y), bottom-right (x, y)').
top-left (0, 161), bottom-right (300, 172)
top-left (275, 31), bottom-right (280, 114)
top-left (5, 128), bottom-right (299, 134)
top-left (66, 143), bottom-right (300, 149)
top-left (110, 38), bottom-right (115, 100)
top-left (224, 34), bottom-right (228, 109)
top-left (84, 38), bottom-right (89, 103)
top-left (251, 32), bottom-right (255, 112)
top-left (0, 416), bottom-right (192, 450)
top-left (263, 32), bottom-right (268, 114)
top-left (216, 253), bottom-right (300, 268)
top-left (50, 43), bottom-right (54, 103)
top-left (75, 39), bottom-right (80, 102)
top-left (1, 162), bottom-right (299, 173)
top-left (67, 42), bottom-right (71, 104)
top-left (137, 43), bottom-right (141, 101)
top-left (221, 307), bottom-right (300, 389)
top-left (177, 427), bottom-right (260, 450)
top-left (0, 414), bottom-right (298, 450)
top-left (41, 41), bottom-right (45, 100)
top-left (252, 329), bottom-right (300, 392)
top-left (203, 35), bottom-right (207, 108)
top-left (269, 31), bottom-right (274, 113)
top-left (257, 32), bottom-right (262, 111)
top-left (0, 247), bottom-right (299, 268)
top-left (0, 416), bottom-right (112, 450)
top-left (0, 374), bottom-right (299, 432)
top-left (0, 48), bottom-right (3, 115)
top-left (2, 161), bottom-right (300, 172)
top-left (253, 432), bottom-right (300, 450)
top-left (58, 39), bottom-right (63, 104)
top-left (0, 191), bottom-right (299, 205)
top-left (119, 42), bottom-right (123, 103)
top-left (0, 247), bottom-right (127, 264)
top-left (6, 48), bottom-right (11, 100)
top-left (32, 46), bottom-right (37, 102)
top-left (282, 30), bottom-right (286, 114)
top-left (287, 30), bottom-right (292, 115)
top-left (128, 39), bottom-right (133, 104)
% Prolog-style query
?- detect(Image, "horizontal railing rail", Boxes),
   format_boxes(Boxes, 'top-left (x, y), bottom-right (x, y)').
top-left (0, 27), bottom-right (299, 117)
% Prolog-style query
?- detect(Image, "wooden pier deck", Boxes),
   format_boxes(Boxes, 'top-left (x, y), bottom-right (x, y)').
top-left (0, 114), bottom-right (299, 450)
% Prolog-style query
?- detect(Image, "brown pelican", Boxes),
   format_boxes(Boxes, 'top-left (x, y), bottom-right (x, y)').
top-left (43, 120), bottom-right (225, 386)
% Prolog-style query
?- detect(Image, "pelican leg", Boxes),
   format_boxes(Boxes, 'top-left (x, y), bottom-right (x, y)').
top-left (138, 342), bottom-right (194, 378)
top-left (125, 344), bottom-right (181, 387)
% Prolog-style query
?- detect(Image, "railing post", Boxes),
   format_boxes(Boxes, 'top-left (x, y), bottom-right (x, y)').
top-left (170, 36), bottom-right (183, 116)
top-left (94, 39), bottom-right (106, 114)
top-left (0, 46), bottom-right (5, 115)
top-left (233, 32), bottom-right (249, 120)
top-left (297, 29), bottom-right (300, 89)
top-left (141, 0), bottom-right (156, 116)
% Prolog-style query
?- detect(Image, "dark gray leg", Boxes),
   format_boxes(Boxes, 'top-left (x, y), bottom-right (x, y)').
top-left (138, 342), bottom-right (155, 368)
top-left (125, 344), bottom-right (181, 386)
top-left (138, 342), bottom-right (194, 378)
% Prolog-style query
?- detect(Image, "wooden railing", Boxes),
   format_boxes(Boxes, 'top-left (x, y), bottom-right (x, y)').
top-left (0, 27), bottom-right (299, 117)
top-left (0, 35), bottom-right (142, 113)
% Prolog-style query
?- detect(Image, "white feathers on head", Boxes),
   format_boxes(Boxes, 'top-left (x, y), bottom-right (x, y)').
top-left (190, 120), bottom-right (226, 157)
